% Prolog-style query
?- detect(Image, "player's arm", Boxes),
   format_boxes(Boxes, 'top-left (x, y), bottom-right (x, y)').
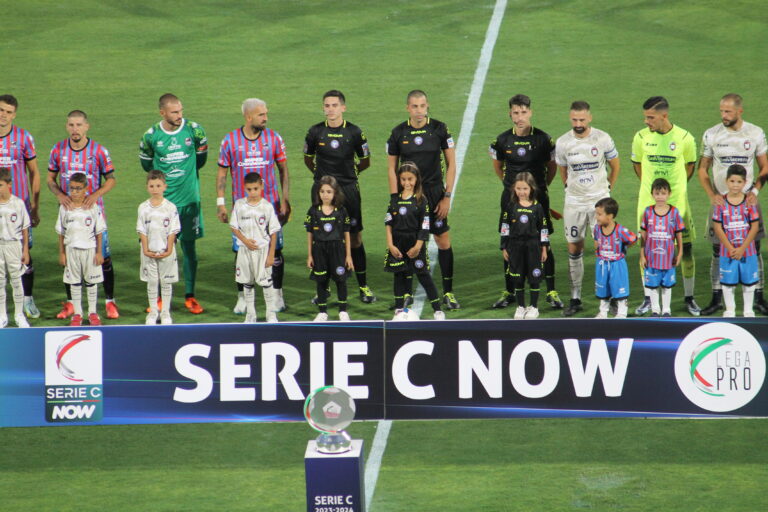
top-left (685, 162), bottom-right (696, 180)
top-left (139, 132), bottom-right (154, 172)
top-left (387, 155), bottom-right (399, 195)
top-left (266, 231), bottom-right (277, 267)
top-left (230, 226), bottom-right (257, 251)
top-left (385, 225), bottom-right (401, 258)
top-left (696, 156), bottom-right (721, 205)
top-left (138, 233), bottom-right (152, 258)
top-left (58, 233), bottom-right (66, 266)
top-left (435, 147), bottom-right (456, 219)
top-left (94, 231), bottom-right (104, 265)
top-left (216, 165), bottom-right (230, 223)
top-left (21, 227), bottom-right (29, 264)
top-left (545, 159), bottom-right (557, 186)
top-left (306, 231), bottom-right (314, 268)
top-left (491, 158), bottom-right (504, 182)
top-left (638, 227), bottom-right (647, 267)
top-left (26, 158), bottom-right (40, 226)
top-left (607, 157), bottom-right (620, 189)
top-left (747, 152), bottom-right (768, 206)
top-left (344, 231), bottom-right (354, 269)
top-left (674, 230), bottom-right (683, 266)
top-left (712, 221), bottom-right (731, 252)
top-left (356, 156), bottom-right (371, 174)
top-left (557, 165), bottom-right (568, 187)
top-left (194, 125), bottom-right (208, 170)
top-left (303, 155), bottom-right (316, 173)
top-left (47, 170), bottom-right (73, 208)
top-left (276, 160), bottom-right (291, 216)
top-left (84, 173), bottom-right (115, 209)
top-left (163, 233), bottom-right (177, 258)
top-left (632, 161), bottom-right (642, 179)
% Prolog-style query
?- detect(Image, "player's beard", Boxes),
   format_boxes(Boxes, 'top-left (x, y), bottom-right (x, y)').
top-left (250, 123), bottom-right (264, 134)
top-left (573, 126), bottom-right (587, 134)
top-left (722, 118), bottom-right (738, 128)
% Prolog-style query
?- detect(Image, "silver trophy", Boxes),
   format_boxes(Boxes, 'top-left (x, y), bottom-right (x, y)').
top-left (304, 386), bottom-right (356, 454)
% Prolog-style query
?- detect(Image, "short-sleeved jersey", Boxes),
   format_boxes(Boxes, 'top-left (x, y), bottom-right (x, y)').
top-left (641, 205), bottom-right (684, 270)
top-left (593, 223), bottom-right (637, 261)
top-left (385, 194), bottom-right (430, 240)
top-left (304, 205), bottom-right (351, 242)
top-left (632, 125), bottom-right (696, 219)
top-left (0, 126), bottom-right (36, 201)
top-left (701, 121), bottom-right (768, 195)
top-left (136, 198), bottom-right (180, 253)
top-left (387, 118), bottom-right (454, 187)
top-left (555, 127), bottom-right (618, 206)
top-left (489, 126), bottom-right (555, 190)
top-left (712, 196), bottom-right (759, 257)
top-left (229, 197), bottom-right (281, 250)
top-left (304, 121), bottom-right (369, 186)
top-left (55, 204), bottom-right (106, 250)
top-left (139, 119), bottom-right (208, 207)
top-left (0, 194), bottom-right (31, 241)
top-left (49, 138), bottom-right (115, 211)
top-left (218, 127), bottom-right (286, 206)
top-left (500, 200), bottom-right (550, 247)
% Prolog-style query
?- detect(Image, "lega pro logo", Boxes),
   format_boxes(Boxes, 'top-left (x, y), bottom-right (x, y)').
top-left (675, 323), bottom-right (765, 412)
top-left (44, 331), bottom-right (103, 422)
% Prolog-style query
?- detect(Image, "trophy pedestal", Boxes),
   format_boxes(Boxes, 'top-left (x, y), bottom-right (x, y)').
top-left (305, 439), bottom-right (366, 512)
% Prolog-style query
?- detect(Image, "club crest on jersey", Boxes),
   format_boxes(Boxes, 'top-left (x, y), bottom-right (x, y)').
top-left (185, 137), bottom-right (192, 146)
top-left (350, 218), bottom-right (357, 226)
top-left (591, 146), bottom-right (599, 157)
top-left (414, 136), bottom-right (424, 146)
top-left (517, 147), bottom-right (526, 156)
top-left (435, 219), bottom-right (443, 228)
top-left (532, 268), bottom-right (542, 277)
top-left (669, 141), bottom-right (676, 151)
top-left (414, 259), bottom-right (425, 269)
top-left (163, 218), bottom-right (170, 227)
top-left (258, 215), bottom-right (266, 226)
top-left (85, 217), bottom-right (92, 227)
top-left (10, 213), bottom-right (17, 222)
top-left (335, 266), bottom-right (345, 276)
top-left (323, 222), bottom-right (333, 232)
top-left (398, 206), bottom-right (407, 215)
top-left (236, 267), bottom-right (241, 277)
top-left (330, 139), bottom-right (340, 149)
top-left (520, 214), bottom-right (529, 224)
top-left (744, 140), bottom-right (752, 151)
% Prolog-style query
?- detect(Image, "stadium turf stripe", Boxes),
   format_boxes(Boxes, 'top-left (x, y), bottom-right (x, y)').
top-left (413, 0), bottom-right (508, 316)
top-left (364, 419), bottom-right (392, 510)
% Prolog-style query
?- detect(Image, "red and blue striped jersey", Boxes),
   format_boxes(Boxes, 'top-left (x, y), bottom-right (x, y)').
top-left (593, 222), bottom-right (637, 261)
top-left (48, 138), bottom-right (115, 211)
top-left (712, 196), bottom-right (759, 257)
top-left (641, 205), bottom-right (684, 270)
top-left (218, 127), bottom-right (286, 206)
top-left (0, 126), bottom-right (36, 201)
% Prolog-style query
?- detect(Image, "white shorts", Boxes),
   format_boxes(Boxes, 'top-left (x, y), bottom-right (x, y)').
top-left (140, 248), bottom-right (179, 284)
top-left (64, 246), bottom-right (104, 285)
top-left (564, 203), bottom-right (598, 244)
top-left (0, 240), bottom-right (26, 281)
top-left (706, 203), bottom-right (765, 244)
top-left (235, 247), bottom-right (273, 286)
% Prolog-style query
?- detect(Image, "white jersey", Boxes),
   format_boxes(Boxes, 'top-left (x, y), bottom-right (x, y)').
top-left (555, 127), bottom-right (618, 206)
top-left (55, 204), bottom-right (106, 250)
top-left (0, 194), bottom-right (31, 241)
top-left (229, 197), bottom-right (281, 249)
top-left (701, 121), bottom-right (767, 194)
top-left (136, 198), bottom-right (181, 253)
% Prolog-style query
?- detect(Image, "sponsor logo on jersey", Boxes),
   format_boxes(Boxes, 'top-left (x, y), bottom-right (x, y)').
top-left (45, 331), bottom-right (103, 423)
top-left (330, 139), bottom-right (340, 149)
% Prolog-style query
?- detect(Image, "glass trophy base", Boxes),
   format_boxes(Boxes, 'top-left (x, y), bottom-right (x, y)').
top-left (316, 431), bottom-right (352, 454)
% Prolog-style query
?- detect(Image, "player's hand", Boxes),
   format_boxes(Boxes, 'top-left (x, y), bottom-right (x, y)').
top-left (30, 206), bottom-right (40, 227)
top-left (57, 194), bottom-right (74, 209)
top-left (388, 245), bottom-right (402, 259)
top-left (747, 192), bottom-right (759, 206)
top-left (731, 246), bottom-right (745, 260)
top-left (710, 194), bottom-right (725, 207)
top-left (59, 253), bottom-right (66, 267)
top-left (502, 249), bottom-right (509, 262)
top-left (83, 194), bottom-right (98, 209)
top-left (345, 256), bottom-right (354, 271)
top-left (21, 248), bottom-right (29, 265)
top-left (280, 201), bottom-right (289, 217)
top-left (639, 253), bottom-right (647, 268)
top-left (307, 256), bottom-right (314, 269)
top-left (541, 247), bottom-right (548, 262)
top-left (245, 239), bottom-right (260, 251)
top-left (406, 245), bottom-right (421, 259)
top-left (435, 197), bottom-right (450, 220)
top-left (217, 205), bottom-right (229, 223)
top-left (674, 253), bottom-right (682, 267)
top-left (266, 254), bottom-right (275, 267)
top-left (94, 253), bottom-right (104, 266)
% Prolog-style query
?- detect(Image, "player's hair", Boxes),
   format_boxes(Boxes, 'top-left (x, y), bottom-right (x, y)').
top-left (509, 94), bottom-right (531, 109)
top-left (67, 110), bottom-right (88, 120)
top-left (69, 172), bottom-right (88, 186)
top-left (244, 172), bottom-right (263, 185)
top-left (406, 90), bottom-right (427, 103)
top-left (323, 90), bottom-right (346, 104)
top-left (147, 169), bottom-right (166, 182)
top-left (570, 100), bottom-right (590, 111)
top-left (595, 197), bottom-right (619, 217)
top-left (651, 178), bottom-right (671, 193)
top-left (396, 161), bottom-right (424, 204)
top-left (0, 168), bottom-right (11, 183)
top-left (643, 96), bottom-right (669, 111)
top-left (726, 164), bottom-right (748, 180)
top-left (242, 98), bottom-right (267, 115)
top-left (0, 94), bottom-right (18, 109)
top-left (510, 172), bottom-right (538, 203)
top-left (313, 175), bottom-right (345, 208)
top-left (158, 93), bottom-right (180, 109)
top-left (721, 93), bottom-right (743, 107)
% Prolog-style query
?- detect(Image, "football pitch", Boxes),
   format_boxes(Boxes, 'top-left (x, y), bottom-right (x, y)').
top-left (2, 1), bottom-right (767, 510)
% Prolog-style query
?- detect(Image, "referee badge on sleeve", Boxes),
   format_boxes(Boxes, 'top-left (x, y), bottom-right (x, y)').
top-left (500, 223), bottom-right (510, 236)
top-left (421, 218), bottom-right (430, 230)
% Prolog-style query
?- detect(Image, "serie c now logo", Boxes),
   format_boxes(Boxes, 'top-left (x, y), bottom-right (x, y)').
top-left (675, 323), bottom-right (765, 412)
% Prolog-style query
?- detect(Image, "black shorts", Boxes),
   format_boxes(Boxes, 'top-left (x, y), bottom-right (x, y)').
top-left (311, 180), bottom-right (364, 234)
top-left (310, 240), bottom-right (349, 282)
top-left (384, 233), bottom-right (431, 274)
top-left (423, 182), bottom-right (450, 235)
top-left (499, 188), bottom-right (551, 232)
top-left (506, 239), bottom-right (544, 285)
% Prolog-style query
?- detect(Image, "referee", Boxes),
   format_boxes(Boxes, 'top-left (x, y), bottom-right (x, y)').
top-left (386, 90), bottom-right (459, 310)
top-left (489, 94), bottom-right (563, 309)
top-left (303, 90), bottom-right (376, 303)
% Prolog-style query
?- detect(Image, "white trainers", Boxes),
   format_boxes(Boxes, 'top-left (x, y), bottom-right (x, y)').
top-left (524, 306), bottom-right (539, 319)
top-left (433, 310), bottom-right (446, 320)
top-left (392, 309), bottom-right (407, 321)
top-left (160, 313), bottom-right (173, 325)
top-left (723, 309), bottom-right (736, 318)
top-left (23, 296), bottom-right (40, 319)
top-left (595, 311), bottom-right (609, 319)
top-left (339, 311), bottom-right (351, 322)
top-left (244, 313), bottom-right (257, 324)
top-left (514, 306), bottom-right (526, 319)
top-left (145, 312), bottom-right (159, 325)
top-left (744, 310), bottom-right (755, 318)
top-left (266, 312), bottom-right (278, 323)
top-left (15, 314), bottom-right (30, 328)
top-left (274, 288), bottom-right (286, 312)
top-left (314, 312), bottom-right (329, 322)
top-left (233, 294), bottom-right (246, 315)
top-left (0, 315), bottom-right (8, 328)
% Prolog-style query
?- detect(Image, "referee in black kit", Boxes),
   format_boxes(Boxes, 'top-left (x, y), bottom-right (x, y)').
top-left (386, 89), bottom-right (460, 310)
top-left (489, 94), bottom-right (563, 309)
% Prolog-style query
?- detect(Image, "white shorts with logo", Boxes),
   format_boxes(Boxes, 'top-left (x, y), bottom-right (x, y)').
top-left (140, 248), bottom-right (179, 284)
top-left (235, 247), bottom-right (273, 286)
top-left (706, 203), bottom-right (765, 244)
top-left (64, 246), bottom-right (104, 285)
top-left (0, 240), bottom-right (26, 280)
top-left (564, 200), bottom-right (603, 244)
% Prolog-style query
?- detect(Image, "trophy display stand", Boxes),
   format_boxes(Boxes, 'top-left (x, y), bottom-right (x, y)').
top-left (303, 386), bottom-right (365, 512)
